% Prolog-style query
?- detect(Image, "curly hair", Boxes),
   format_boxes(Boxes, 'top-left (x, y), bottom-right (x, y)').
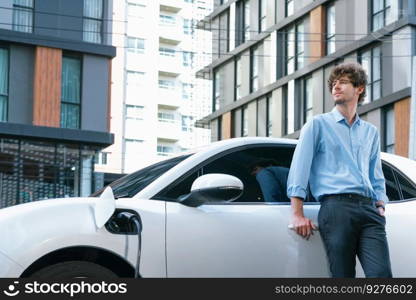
top-left (327, 62), bottom-right (368, 104)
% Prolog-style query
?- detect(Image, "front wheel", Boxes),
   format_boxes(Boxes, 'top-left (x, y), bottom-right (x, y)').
top-left (29, 261), bottom-right (118, 278)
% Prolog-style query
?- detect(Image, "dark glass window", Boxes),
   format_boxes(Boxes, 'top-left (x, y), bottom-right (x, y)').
top-left (359, 46), bottom-right (382, 104)
top-left (83, 0), bottom-right (104, 43)
top-left (13, 0), bottom-right (34, 33)
top-left (91, 155), bottom-right (191, 198)
top-left (157, 146), bottom-right (295, 203)
top-left (382, 163), bottom-right (401, 201)
top-left (395, 171), bottom-right (416, 200)
top-left (61, 56), bottom-right (81, 129)
top-left (0, 47), bottom-right (8, 122)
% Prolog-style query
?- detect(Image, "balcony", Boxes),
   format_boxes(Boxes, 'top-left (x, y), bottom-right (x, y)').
top-left (157, 88), bottom-right (182, 108)
top-left (159, 17), bottom-right (183, 44)
top-left (158, 50), bottom-right (182, 76)
top-left (160, 0), bottom-right (183, 13)
top-left (157, 119), bottom-right (181, 141)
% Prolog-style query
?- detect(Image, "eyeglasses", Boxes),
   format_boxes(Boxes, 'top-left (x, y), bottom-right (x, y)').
top-left (331, 79), bottom-right (352, 88)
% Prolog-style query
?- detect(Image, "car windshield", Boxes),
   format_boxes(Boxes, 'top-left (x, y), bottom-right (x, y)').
top-left (91, 154), bottom-right (191, 198)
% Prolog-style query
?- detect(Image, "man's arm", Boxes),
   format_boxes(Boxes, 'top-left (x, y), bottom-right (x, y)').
top-left (287, 120), bottom-right (317, 238)
top-left (369, 130), bottom-right (389, 216)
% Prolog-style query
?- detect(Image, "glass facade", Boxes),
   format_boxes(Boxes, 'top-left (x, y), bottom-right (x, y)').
top-left (0, 138), bottom-right (98, 208)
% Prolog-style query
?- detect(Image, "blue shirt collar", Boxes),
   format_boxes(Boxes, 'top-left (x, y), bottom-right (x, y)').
top-left (331, 107), bottom-right (361, 126)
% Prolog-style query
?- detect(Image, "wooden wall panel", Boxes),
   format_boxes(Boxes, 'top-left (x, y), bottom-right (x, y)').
top-left (222, 112), bottom-right (232, 140)
top-left (394, 97), bottom-right (410, 157)
top-left (33, 46), bottom-right (62, 127)
top-left (309, 6), bottom-right (325, 63)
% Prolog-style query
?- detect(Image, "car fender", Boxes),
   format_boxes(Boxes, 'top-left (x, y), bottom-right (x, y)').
top-left (0, 196), bottom-right (130, 273)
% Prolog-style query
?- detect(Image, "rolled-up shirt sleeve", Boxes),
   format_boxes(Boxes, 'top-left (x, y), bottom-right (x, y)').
top-left (287, 119), bottom-right (316, 200)
top-left (369, 130), bottom-right (389, 203)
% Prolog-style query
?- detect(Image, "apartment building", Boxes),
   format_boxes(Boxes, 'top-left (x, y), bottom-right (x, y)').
top-left (97, 0), bottom-right (213, 176)
top-left (0, 0), bottom-right (115, 207)
top-left (199, 0), bottom-right (415, 159)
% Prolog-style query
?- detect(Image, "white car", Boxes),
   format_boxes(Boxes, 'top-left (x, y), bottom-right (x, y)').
top-left (1, 137), bottom-right (416, 278)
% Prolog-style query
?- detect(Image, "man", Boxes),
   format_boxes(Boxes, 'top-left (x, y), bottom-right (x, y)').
top-left (250, 159), bottom-right (289, 202)
top-left (286, 62), bottom-right (392, 278)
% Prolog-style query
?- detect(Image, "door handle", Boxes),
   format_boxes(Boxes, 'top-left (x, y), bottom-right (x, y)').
top-left (288, 224), bottom-right (319, 231)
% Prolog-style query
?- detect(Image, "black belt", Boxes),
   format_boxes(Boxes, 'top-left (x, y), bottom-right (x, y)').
top-left (321, 193), bottom-right (373, 203)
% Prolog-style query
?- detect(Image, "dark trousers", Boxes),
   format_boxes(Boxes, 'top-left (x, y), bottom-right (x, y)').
top-left (318, 194), bottom-right (392, 278)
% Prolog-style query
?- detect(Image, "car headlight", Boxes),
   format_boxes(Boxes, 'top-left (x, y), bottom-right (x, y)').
top-left (0, 250), bottom-right (24, 277)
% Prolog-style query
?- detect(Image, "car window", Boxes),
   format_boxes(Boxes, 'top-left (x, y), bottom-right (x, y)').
top-left (91, 154), bottom-right (191, 198)
top-left (382, 163), bottom-right (401, 201)
top-left (156, 145), bottom-right (306, 203)
top-left (394, 170), bottom-right (416, 200)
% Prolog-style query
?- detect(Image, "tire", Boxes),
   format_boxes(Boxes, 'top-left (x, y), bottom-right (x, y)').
top-left (29, 261), bottom-right (118, 278)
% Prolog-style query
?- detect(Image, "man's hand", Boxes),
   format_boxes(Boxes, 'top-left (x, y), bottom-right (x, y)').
top-left (291, 214), bottom-right (317, 240)
top-left (375, 200), bottom-right (386, 216)
top-left (290, 196), bottom-right (317, 240)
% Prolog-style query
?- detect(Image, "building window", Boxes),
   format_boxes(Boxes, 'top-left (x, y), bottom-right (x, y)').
top-left (0, 48), bottom-right (9, 122)
top-left (127, 37), bottom-right (145, 54)
top-left (181, 115), bottom-right (193, 132)
top-left (182, 83), bottom-right (193, 100)
top-left (218, 10), bottom-right (230, 56)
top-left (285, 0), bottom-right (294, 17)
top-left (94, 151), bottom-right (108, 165)
top-left (250, 47), bottom-right (259, 92)
top-left (126, 104), bottom-right (144, 120)
top-left (158, 79), bottom-right (175, 90)
top-left (242, 105), bottom-right (248, 137)
top-left (259, 0), bottom-right (267, 33)
top-left (61, 56), bottom-right (81, 129)
top-left (183, 19), bottom-right (193, 35)
top-left (286, 21), bottom-right (305, 75)
top-left (359, 46), bottom-right (381, 104)
top-left (12, 0), bottom-right (34, 33)
top-left (128, 1), bottom-right (146, 19)
top-left (158, 112), bottom-right (175, 123)
top-left (384, 106), bottom-right (395, 153)
top-left (284, 80), bottom-right (295, 135)
top-left (125, 105), bottom-right (144, 138)
top-left (266, 95), bottom-right (272, 137)
top-left (126, 70), bottom-right (145, 86)
top-left (372, 0), bottom-right (392, 31)
top-left (159, 47), bottom-right (176, 57)
top-left (160, 14), bottom-right (176, 26)
top-left (236, 0), bottom-right (250, 46)
top-left (326, 3), bottom-right (336, 55)
top-left (83, 0), bottom-right (103, 44)
top-left (213, 70), bottom-right (221, 111)
top-left (182, 51), bottom-right (194, 67)
top-left (235, 56), bottom-right (242, 100)
top-left (304, 76), bottom-right (313, 124)
top-left (244, 0), bottom-right (250, 42)
top-left (157, 145), bottom-right (174, 156)
top-left (124, 139), bottom-right (144, 168)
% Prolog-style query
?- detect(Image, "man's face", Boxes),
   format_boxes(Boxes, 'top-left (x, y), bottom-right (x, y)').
top-left (331, 75), bottom-right (364, 105)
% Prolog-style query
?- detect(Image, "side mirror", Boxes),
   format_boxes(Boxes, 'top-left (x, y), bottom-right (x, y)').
top-left (179, 174), bottom-right (244, 207)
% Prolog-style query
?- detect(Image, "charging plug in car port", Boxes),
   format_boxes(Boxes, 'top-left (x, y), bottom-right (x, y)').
top-left (106, 209), bottom-right (143, 278)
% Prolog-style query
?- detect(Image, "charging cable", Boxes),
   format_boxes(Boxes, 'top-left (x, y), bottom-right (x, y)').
top-left (117, 212), bottom-right (143, 278)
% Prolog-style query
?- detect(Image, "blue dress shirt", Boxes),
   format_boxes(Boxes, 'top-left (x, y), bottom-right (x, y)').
top-left (287, 107), bottom-right (388, 203)
top-left (256, 166), bottom-right (290, 202)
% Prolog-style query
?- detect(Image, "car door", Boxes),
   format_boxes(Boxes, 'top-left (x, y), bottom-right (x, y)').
top-left (157, 145), bottom-right (329, 277)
